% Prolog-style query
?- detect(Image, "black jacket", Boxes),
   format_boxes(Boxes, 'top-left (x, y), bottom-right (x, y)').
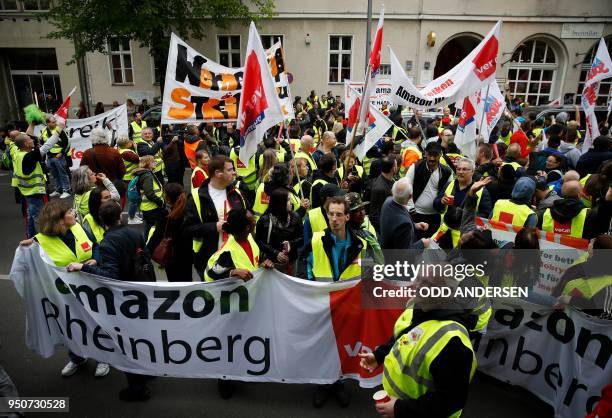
top-left (82, 225), bottom-right (153, 281)
top-left (369, 174), bottom-right (394, 232)
top-left (433, 180), bottom-right (492, 218)
top-left (379, 197), bottom-right (424, 250)
top-left (374, 309), bottom-right (475, 418)
top-left (133, 168), bottom-right (164, 209)
top-left (310, 171), bottom-right (340, 209)
top-left (147, 213), bottom-right (193, 281)
top-left (575, 150), bottom-right (612, 177)
top-left (182, 180), bottom-right (246, 271)
top-left (255, 212), bottom-right (303, 263)
top-left (411, 160), bottom-right (453, 205)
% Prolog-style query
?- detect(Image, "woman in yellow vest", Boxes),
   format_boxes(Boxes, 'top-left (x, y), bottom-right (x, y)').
top-left (291, 157), bottom-right (312, 210)
top-left (71, 166), bottom-right (120, 222)
top-left (83, 186), bottom-right (119, 243)
top-left (19, 199), bottom-right (110, 379)
top-left (252, 150), bottom-right (279, 219)
top-left (133, 155), bottom-right (166, 238)
top-left (359, 273), bottom-right (477, 418)
top-left (204, 208), bottom-right (274, 281)
top-left (338, 150), bottom-right (365, 195)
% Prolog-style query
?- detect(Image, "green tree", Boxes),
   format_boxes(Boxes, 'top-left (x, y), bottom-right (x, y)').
top-left (46, 0), bottom-right (275, 93)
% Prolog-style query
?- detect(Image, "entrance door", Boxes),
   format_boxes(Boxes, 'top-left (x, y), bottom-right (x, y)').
top-left (434, 35), bottom-right (482, 79)
top-left (4, 48), bottom-right (63, 118)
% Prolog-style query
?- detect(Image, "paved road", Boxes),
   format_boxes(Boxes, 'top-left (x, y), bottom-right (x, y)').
top-left (0, 171), bottom-right (553, 417)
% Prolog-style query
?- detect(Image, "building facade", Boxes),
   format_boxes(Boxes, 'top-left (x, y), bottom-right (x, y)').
top-left (1, 0), bottom-right (611, 124)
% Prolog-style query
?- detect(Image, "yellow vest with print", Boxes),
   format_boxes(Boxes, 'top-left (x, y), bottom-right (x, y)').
top-left (310, 231), bottom-right (366, 281)
top-left (35, 223), bottom-right (94, 266)
top-left (579, 174), bottom-right (593, 208)
top-left (382, 319), bottom-right (476, 418)
top-left (491, 199), bottom-right (535, 227)
top-left (119, 148), bottom-right (139, 181)
top-left (542, 207), bottom-right (587, 238)
top-left (562, 276), bottom-right (612, 300)
top-left (204, 234), bottom-right (260, 282)
top-left (134, 138), bottom-right (164, 173)
top-left (230, 148), bottom-right (257, 191)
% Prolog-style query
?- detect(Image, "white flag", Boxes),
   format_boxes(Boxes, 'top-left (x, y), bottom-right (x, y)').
top-left (237, 23), bottom-right (285, 166)
top-left (391, 21), bottom-right (501, 110)
top-left (265, 42), bottom-right (295, 121)
top-left (454, 94), bottom-right (479, 159)
top-left (476, 81), bottom-right (506, 143)
top-left (581, 37), bottom-right (612, 153)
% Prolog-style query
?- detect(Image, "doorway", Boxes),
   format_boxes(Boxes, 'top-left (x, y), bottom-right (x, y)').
top-left (434, 35), bottom-right (482, 78)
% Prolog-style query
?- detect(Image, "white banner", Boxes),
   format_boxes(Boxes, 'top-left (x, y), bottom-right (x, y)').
top-left (10, 244), bottom-right (400, 386)
top-left (475, 299), bottom-right (611, 418)
top-left (344, 80), bottom-right (392, 114)
top-left (265, 42), bottom-right (295, 121)
top-left (390, 21), bottom-right (501, 110)
top-left (581, 37), bottom-right (612, 153)
top-left (65, 104), bottom-right (129, 168)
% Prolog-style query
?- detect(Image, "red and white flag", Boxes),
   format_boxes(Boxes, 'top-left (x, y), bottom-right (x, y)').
top-left (476, 81), bottom-right (506, 143)
top-left (356, 5), bottom-right (384, 135)
top-left (546, 97), bottom-right (562, 108)
top-left (581, 38), bottom-right (612, 153)
top-left (237, 22), bottom-right (284, 166)
top-left (455, 94), bottom-right (479, 159)
top-left (54, 86), bottom-right (76, 124)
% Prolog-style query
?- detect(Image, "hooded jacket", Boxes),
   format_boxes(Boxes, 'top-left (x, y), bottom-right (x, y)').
top-left (558, 141), bottom-right (581, 169)
top-left (536, 197), bottom-right (612, 239)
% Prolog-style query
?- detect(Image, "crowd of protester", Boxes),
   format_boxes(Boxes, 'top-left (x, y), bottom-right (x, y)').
top-left (2, 89), bottom-right (612, 415)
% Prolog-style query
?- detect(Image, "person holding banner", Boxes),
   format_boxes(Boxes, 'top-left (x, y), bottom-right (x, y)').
top-left (183, 155), bottom-right (247, 279)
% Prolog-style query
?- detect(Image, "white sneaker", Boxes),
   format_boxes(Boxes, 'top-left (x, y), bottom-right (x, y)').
top-left (128, 217), bottom-right (143, 225)
top-left (49, 191), bottom-right (61, 198)
top-left (135, 213), bottom-right (144, 221)
top-left (61, 360), bottom-right (86, 377)
top-left (59, 192), bottom-right (71, 199)
top-left (94, 362), bottom-right (110, 377)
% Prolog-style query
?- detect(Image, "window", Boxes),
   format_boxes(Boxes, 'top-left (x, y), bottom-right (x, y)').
top-left (261, 35), bottom-right (284, 50)
top-left (0, 0), bottom-right (18, 10)
top-left (22, 0), bottom-right (49, 10)
top-left (0, 0), bottom-right (48, 10)
top-left (575, 37), bottom-right (612, 106)
top-left (218, 35), bottom-right (241, 68)
top-left (108, 38), bottom-right (133, 85)
top-left (329, 35), bottom-right (352, 83)
top-left (378, 64), bottom-right (391, 76)
top-left (507, 39), bottom-right (558, 106)
top-left (151, 56), bottom-right (161, 85)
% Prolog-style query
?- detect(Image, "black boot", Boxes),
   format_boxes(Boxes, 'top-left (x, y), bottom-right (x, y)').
top-left (312, 384), bottom-right (332, 408)
top-left (333, 380), bottom-right (350, 407)
top-left (218, 379), bottom-right (234, 399)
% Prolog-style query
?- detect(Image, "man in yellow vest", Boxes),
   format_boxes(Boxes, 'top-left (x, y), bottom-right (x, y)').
top-left (537, 180), bottom-right (612, 239)
top-left (129, 112), bottom-right (147, 142)
top-left (13, 124), bottom-right (63, 237)
top-left (135, 127), bottom-right (165, 183)
top-left (41, 115), bottom-right (71, 198)
top-left (490, 176), bottom-right (538, 227)
top-left (359, 270), bottom-right (477, 418)
top-left (294, 135), bottom-right (317, 174)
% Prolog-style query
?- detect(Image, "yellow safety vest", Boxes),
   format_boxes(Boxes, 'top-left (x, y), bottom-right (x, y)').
top-left (501, 161), bottom-right (521, 172)
top-left (310, 178), bottom-right (333, 205)
top-left (382, 319), bottom-right (476, 418)
top-left (252, 183), bottom-right (300, 220)
top-left (542, 207), bottom-right (588, 238)
top-left (35, 223), bottom-right (94, 266)
top-left (440, 181), bottom-right (482, 215)
top-left (13, 150), bottom-right (46, 196)
top-left (499, 132), bottom-right (512, 146)
top-left (119, 148), bottom-right (139, 181)
top-left (140, 172), bottom-right (164, 212)
top-left (230, 148), bottom-right (257, 191)
top-left (83, 213), bottom-right (105, 243)
top-left (74, 189), bottom-right (93, 220)
top-left (431, 223), bottom-right (460, 248)
top-left (562, 276), bottom-right (612, 300)
top-left (190, 166), bottom-right (208, 189)
top-left (130, 120), bottom-right (147, 142)
top-left (491, 199), bottom-right (535, 227)
top-left (204, 234), bottom-right (260, 282)
top-left (42, 127), bottom-right (65, 154)
top-left (294, 150), bottom-right (317, 172)
top-left (579, 174), bottom-right (593, 208)
top-left (337, 164), bottom-right (364, 180)
top-left (310, 231), bottom-right (366, 281)
top-left (307, 207), bottom-right (328, 234)
top-left (134, 138), bottom-right (164, 173)
top-left (392, 126), bottom-right (408, 144)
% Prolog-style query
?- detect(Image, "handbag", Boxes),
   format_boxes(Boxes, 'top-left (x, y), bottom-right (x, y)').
top-left (152, 219), bottom-right (174, 267)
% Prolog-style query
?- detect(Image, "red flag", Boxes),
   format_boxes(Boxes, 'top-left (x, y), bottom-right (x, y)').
top-left (55, 86), bottom-right (76, 123)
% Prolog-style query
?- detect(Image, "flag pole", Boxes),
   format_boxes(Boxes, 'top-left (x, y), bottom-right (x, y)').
top-left (345, 65), bottom-right (372, 181)
top-left (412, 108), bottom-right (427, 146)
top-left (478, 84), bottom-right (491, 142)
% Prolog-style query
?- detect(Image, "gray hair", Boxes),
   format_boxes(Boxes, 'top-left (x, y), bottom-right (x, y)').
top-left (456, 157), bottom-right (475, 171)
top-left (90, 127), bottom-right (110, 145)
top-left (116, 134), bottom-right (130, 148)
top-left (141, 127), bottom-right (154, 136)
top-left (71, 165), bottom-right (93, 195)
top-left (322, 131), bottom-right (335, 142)
top-left (392, 177), bottom-right (413, 205)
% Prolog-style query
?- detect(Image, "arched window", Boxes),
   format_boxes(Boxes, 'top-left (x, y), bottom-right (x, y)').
top-left (575, 37), bottom-right (612, 106)
top-left (507, 39), bottom-right (558, 106)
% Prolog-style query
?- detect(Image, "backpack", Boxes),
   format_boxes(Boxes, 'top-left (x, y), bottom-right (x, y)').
top-left (132, 247), bottom-right (156, 282)
top-left (127, 173), bottom-right (143, 205)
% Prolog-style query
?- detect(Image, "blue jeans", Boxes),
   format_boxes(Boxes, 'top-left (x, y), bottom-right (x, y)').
top-left (128, 201), bottom-right (138, 219)
top-left (47, 155), bottom-right (70, 193)
top-left (25, 196), bottom-right (44, 238)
